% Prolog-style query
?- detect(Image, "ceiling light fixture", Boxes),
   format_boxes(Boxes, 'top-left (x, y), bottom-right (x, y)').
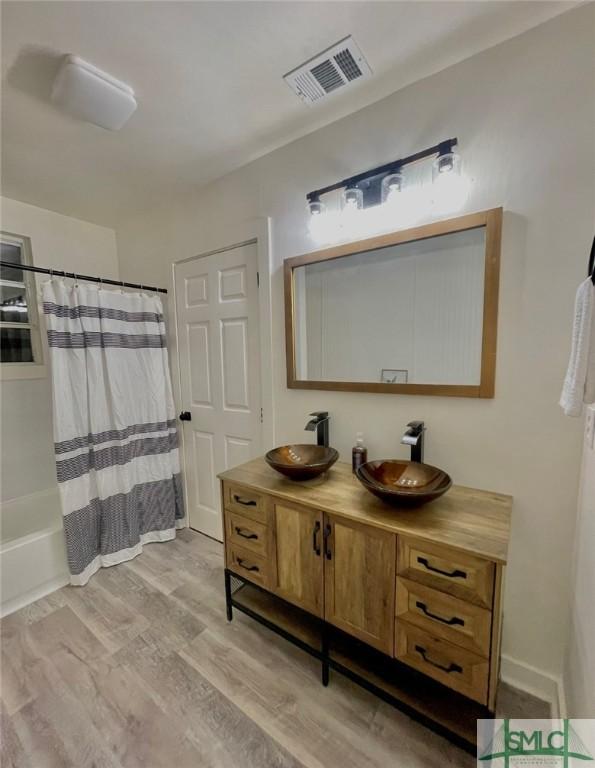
top-left (51, 54), bottom-right (137, 131)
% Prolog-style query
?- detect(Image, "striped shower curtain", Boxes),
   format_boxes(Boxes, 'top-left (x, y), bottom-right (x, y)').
top-left (42, 279), bottom-right (185, 586)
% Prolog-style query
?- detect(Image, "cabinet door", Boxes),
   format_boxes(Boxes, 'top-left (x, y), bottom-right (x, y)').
top-left (272, 501), bottom-right (324, 617)
top-left (324, 515), bottom-right (396, 654)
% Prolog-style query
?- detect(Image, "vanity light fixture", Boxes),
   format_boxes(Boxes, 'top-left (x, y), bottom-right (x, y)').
top-left (306, 137), bottom-right (458, 215)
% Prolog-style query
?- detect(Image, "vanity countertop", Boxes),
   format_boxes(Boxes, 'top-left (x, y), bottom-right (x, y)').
top-left (219, 458), bottom-right (512, 564)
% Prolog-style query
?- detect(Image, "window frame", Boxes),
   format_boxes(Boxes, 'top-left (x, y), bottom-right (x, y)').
top-left (0, 230), bottom-right (46, 380)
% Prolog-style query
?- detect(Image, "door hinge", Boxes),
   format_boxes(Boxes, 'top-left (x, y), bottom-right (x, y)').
top-left (257, 271), bottom-right (260, 287)
top-left (260, 407), bottom-right (263, 423)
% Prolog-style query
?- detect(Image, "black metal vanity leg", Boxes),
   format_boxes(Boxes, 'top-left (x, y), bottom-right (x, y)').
top-left (321, 623), bottom-right (330, 686)
top-left (224, 569), bottom-right (233, 621)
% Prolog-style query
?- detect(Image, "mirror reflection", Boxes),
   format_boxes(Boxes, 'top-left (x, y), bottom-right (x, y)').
top-left (293, 228), bottom-right (486, 386)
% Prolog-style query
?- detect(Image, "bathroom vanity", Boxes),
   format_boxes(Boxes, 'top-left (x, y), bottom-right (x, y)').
top-left (219, 457), bottom-right (511, 751)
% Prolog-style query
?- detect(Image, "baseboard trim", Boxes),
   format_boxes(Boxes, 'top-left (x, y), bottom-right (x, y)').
top-left (501, 654), bottom-right (565, 718)
top-left (1, 574), bottom-right (70, 618)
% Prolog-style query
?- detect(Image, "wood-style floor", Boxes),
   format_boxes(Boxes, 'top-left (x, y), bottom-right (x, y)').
top-left (1, 530), bottom-right (549, 768)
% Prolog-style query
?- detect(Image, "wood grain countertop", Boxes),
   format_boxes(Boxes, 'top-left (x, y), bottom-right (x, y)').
top-left (219, 458), bottom-right (512, 564)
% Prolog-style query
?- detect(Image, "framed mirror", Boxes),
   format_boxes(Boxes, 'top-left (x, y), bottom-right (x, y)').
top-left (284, 208), bottom-right (502, 397)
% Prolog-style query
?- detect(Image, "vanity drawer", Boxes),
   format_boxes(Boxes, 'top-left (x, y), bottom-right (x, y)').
top-left (227, 543), bottom-right (270, 588)
top-left (395, 621), bottom-right (489, 705)
top-left (227, 511), bottom-right (268, 557)
top-left (396, 577), bottom-right (491, 657)
top-left (397, 537), bottom-right (494, 608)
top-left (224, 482), bottom-right (267, 524)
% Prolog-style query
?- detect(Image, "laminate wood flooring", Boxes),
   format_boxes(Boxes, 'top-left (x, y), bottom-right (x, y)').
top-left (1, 530), bottom-right (549, 768)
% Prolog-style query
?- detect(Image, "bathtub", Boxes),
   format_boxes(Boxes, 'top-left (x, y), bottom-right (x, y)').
top-left (0, 488), bottom-right (69, 617)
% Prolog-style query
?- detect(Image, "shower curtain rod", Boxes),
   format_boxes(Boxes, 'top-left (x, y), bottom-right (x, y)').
top-left (0, 260), bottom-right (168, 294)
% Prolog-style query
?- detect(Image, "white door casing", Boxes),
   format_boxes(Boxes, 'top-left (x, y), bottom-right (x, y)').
top-left (175, 242), bottom-right (262, 540)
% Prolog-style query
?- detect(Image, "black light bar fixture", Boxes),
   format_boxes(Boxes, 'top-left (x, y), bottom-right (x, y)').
top-left (306, 137), bottom-right (458, 214)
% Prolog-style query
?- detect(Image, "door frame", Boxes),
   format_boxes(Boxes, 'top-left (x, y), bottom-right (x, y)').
top-left (171, 218), bottom-right (275, 530)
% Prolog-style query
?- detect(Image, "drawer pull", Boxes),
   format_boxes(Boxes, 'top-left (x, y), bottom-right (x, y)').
top-left (237, 558), bottom-right (259, 572)
top-left (414, 645), bottom-right (462, 674)
top-left (234, 526), bottom-right (258, 540)
top-left (415, 601), bottom-right (464, 627)
top-left (312, 521), bottom-right (321, 556)
top-left (233, 494), bottom-right (257, 507)
top-left (417, 557), bottom-right (467, 580)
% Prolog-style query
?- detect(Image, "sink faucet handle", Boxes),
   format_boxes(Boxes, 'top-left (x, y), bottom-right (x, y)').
top-left (309, 411), bottom-right (329, 421)
top-left (406, 420), bottom-right (425, 433)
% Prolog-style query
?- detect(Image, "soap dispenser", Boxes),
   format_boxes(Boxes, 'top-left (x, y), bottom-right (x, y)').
top-left (352, 433), bottom-right (368, 474)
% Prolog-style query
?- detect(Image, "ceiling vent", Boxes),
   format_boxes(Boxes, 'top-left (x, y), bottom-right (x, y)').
top-left (283, 36), bottom-right (372, 105)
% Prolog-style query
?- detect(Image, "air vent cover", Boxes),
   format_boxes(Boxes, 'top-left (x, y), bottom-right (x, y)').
top-left (283, 36), bottom-right (372, 105)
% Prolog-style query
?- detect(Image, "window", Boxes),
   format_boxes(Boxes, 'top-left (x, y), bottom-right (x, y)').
top-left (0, 232), bottom-right (43, 372)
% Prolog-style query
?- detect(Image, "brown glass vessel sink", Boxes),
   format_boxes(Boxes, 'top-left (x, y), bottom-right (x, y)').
top-left (265, 444), bottom-right (339, 481)
top-left (356, 460), bottom-right (452, 505)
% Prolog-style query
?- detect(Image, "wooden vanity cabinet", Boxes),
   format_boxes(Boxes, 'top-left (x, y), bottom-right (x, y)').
top-left (220, 459), bottom-right (511, 746)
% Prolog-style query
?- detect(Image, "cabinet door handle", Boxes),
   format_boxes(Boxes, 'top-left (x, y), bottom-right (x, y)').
top-left (312, 521), bottom-right (321, 556)
top-left (414, 645), bottom-right (462, 674)
top-left (417, 557), bottom-right (467, 580)
top-left (235, 527), bottom-right (258, 540)
top-left (415, 601), bottom-right (464, 627)
top-left (233, 494), bottom-right (257, 507)
top-left (237, 558), bottom-right (259, 573)
top-left (323, 524), bottom-right (332, 560)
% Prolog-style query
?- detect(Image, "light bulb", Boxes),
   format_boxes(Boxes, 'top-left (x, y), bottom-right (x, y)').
top-left (341, 186), bottom-right (363, 211)
top-left (307, 199), bottom-right (325, 216)
top-left (432, 151), bottom-right (461, 183)
top-left (381, 172), bottom-right (403, 203)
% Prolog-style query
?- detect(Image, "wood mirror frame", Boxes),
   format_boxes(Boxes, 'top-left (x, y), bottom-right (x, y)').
top-left (284, 207), bottom-right (502, 397)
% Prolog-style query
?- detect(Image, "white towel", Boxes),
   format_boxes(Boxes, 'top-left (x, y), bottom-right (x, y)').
top-left (560, 278), bottom-right (595, 417)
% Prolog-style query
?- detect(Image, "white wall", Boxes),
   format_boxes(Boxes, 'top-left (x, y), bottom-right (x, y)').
top-left (0, 197), bottom-right (119, 502)
top-left (564, 406), bottom-right (595, 717)
top-left (116, 4), bottom-right (595, 687)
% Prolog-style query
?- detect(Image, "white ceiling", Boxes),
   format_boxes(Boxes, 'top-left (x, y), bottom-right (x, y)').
top-left (1, 1), bottom-right (576, 228)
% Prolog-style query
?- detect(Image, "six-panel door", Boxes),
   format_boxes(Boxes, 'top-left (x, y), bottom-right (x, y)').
top-left (271, 500), bottom-right (324, 617)
top-left (323, 514), bottom-right (396, 654)
top-left (175, 243), bottom-right (262, 540)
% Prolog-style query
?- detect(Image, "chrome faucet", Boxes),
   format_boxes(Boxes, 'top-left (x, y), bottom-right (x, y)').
top-left (401, 420), bottom-right (425, 463)
top-left (305, 411), bottom-right (330, 447)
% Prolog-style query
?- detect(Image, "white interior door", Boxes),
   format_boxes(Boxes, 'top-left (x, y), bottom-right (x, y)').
top-left (175, 243), bottom-right (262, 540)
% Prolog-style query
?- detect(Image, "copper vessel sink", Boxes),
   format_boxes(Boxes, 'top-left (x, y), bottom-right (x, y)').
top-left (265, 444), bottom-right (339, 480)
top-left (356, 460), bottom-right (452, 505)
